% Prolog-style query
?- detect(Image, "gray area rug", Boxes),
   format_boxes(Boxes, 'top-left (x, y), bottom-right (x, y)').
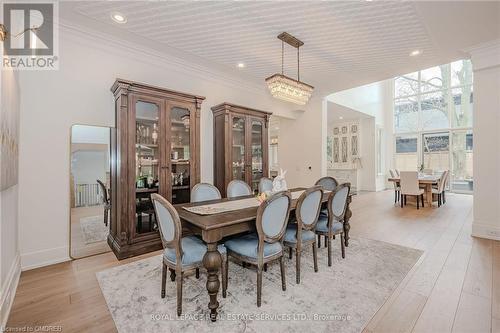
top-left (97, 237), bottom-right (422, 333)
top-left (80, 215), bottom-right (108, 244)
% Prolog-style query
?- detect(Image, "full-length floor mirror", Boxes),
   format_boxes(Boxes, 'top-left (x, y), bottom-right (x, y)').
top-left (70, 125), bottom-right (112, 259)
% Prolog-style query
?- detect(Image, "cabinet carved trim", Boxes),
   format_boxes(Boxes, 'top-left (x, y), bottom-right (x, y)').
top-left (212, 103), bottom-right (272, 197)
top-left (109, 79), bottom-right (205, 259)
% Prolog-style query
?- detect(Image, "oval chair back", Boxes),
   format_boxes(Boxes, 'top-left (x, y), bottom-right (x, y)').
top-left (151, 194), bottom-right (183, 260)
top-left (191, 183), bottom-right (221, 203)
top-left (327, 183), bottom-right (351, 225)
top-left (296, 186), bottom-right (323, 231)
top-left (256, 191), bottom-right (292, 248)
top-left (227, 180), bottom-right (252, 198)
top-left (315, 176), bottom-right (338, 192)
top-left (258, 177), bottom-right (273, 193)
top-left (389, 169), bottom-right (396, 178)
top-left (96, 179), bottom-right (109, 204)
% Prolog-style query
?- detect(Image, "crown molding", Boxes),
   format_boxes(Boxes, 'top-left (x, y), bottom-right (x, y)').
top-left (464, 39), bottom-right (500, 72)
top-left (57, 19), bottom-right (272, 97)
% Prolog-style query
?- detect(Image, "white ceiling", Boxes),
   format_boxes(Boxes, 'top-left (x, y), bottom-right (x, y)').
top-left (60, 1), bottom-right (500, 94)
top-left (327, 101), bottom-right (372, 126)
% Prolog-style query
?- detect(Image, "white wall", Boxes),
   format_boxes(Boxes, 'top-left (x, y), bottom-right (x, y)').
top-left (469, 41), bottom-right (500, 240)
top-left (17, 26), bottom-right (324, 269)
top-left (0, 62), bottom-right (21, 328)
top-left (328, 80), bottom-right (394, 191)
top-left (359, 118), bottom-right (377, 191)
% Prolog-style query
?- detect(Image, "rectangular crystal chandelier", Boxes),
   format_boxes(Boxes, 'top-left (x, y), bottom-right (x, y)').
top-left (265, 32), bottom-right (314, 105)
top-left (265, 73), bottom-right (314, 105)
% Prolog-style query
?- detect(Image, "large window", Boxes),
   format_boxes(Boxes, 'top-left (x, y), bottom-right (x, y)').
top-left (393, 59), bottom-right (473, 192)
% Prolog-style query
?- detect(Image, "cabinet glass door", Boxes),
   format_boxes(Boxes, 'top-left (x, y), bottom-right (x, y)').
top-left (170, 106), bottom-right (191, 204)
top-left (231, 116), bottom-right (246, 181)
top-left (134, 100), bottom-right (161, 234)
top-left (250, 119), bottom-right (264, 192)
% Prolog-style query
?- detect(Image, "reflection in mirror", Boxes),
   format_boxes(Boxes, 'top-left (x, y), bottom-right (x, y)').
top-left (70, 125), bottom-right (111, 259)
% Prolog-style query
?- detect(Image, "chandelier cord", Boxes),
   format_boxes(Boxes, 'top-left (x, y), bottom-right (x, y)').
top-left (281, 40), bottom-right (284, 75)
top-left (297, 47), bottom-right (300, 81)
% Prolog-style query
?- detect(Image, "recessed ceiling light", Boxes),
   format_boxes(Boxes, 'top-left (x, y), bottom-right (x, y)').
top-left (410, 49), bottom-right (422, 57)
top-left (339, 116), bottom-right (344, 120)
top-left (111, 12), bottom-right (127, 24)
top-left (237, 63), bottom-right (245, 68)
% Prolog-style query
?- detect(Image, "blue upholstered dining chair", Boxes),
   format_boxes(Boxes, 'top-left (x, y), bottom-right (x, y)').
top-left (224, 191), bottom-right (292, 307)
top-left (191, 183), bottom-right (221, 203)
top-left (315, 183), bottom-right (350, 266)
top-left (227, 179), bottom-right (252, 198)
top-left (258, 177), bottom-right (273, 193)
top-left (283, 186), bottom-right (323, 284)
top-left (151, 194), bottom-right (227, 316)
top-left (314, 176), bottom-right (338, 247)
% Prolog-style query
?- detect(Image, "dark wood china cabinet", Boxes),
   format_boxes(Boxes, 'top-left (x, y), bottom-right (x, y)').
top-left (109, 79), bottom-right (204, 259)
top-left (212, 103), bottom-right (271, 197)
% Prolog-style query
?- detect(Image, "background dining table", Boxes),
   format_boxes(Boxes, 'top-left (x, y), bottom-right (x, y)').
top-left (388, 174), bottom-right (441, 205)
top-left (174, 187), bottom-right (353, 321)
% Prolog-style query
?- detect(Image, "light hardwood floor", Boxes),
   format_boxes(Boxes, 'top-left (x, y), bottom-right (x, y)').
top-left (7, 190), bottom-right (497, 332)
top-left (70, 205), bottom-right (111, 258)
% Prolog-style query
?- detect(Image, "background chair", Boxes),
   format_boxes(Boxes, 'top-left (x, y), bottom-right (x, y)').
top-left (314, 176), bottom-right (339, 247)
top-left (151, 193), bottom-right (227, 316)
top-left (432, 171), bottom-right (447, 207)
top-left (227, 180), bottom-right (252, 198)
top-left (224, 191), bottom-right (291, 307)
top-left (96, 179), bottom-right (110, 226)
top-left (388, 170), bottom-right (400, 204)
top-left (315, 183), bottom-right (350, 266)
top-left (191, 183), bottom-right (221, 203)
top-left (258, 177), bottom-right (273, 193)
top-left (400, 171), bottom-right (425, 209)
top-left (284, 186), bottom-right (322, 284)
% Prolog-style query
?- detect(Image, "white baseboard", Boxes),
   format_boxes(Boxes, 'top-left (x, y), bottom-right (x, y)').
top-left (472, 221), bottom-right (500, 241)
top-left (21, 246), bottom-right (70, 271)
top-left (0, 254), bottom-right (21, 329)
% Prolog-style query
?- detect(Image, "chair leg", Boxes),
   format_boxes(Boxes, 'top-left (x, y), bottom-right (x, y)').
top-left (398, 191), bottom-right (400, 202)
top-left (104, 208), bottom-right (108, 226)
top-left (161, 263), bottom-right (167, 298)
top-left (394, 190), bottom-right (397, 203)
top-left (401, 194), bottom-right (404, 208)
top-left (176, 271), bottom-right (183, 316)
top-left (221, 256), bottom-right (227, 298)
top-left (312, 242), bottom-right (318, 272)
top-left (438, 194), bottom-right (441, 207)
top-left (417, 195), bottom-right (419, 209)
top-left (264, 263), bottom-right (268, 272)
top-left (257, 266), bottom-right (263, 307)
top-left (295, 248), bottom-right (301, 284)
top-left (279, 256), bottom-right (286, 291)
top-left (169, 268), bottom-right (176, 282)
top-left (421, 194), bottom-right (424, 208)
top-left (324, 235), bottom-right (328, 247)
top-left (317, 234), bottom-right (321, 248)
top-left (289, 247), bottom-right (293, 259)
top-left (195, 268), bottom-right (200, 279)
top-left (341, 233), bottom-right (345, 259)
top-left (327, 236), bottom-right (332, 267)
top-left (443, 191), bottom-right (446, 203)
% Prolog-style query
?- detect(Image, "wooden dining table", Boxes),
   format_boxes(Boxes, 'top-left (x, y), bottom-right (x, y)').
top-left (174, 187), bottom-right (353, 321)
top-left (388, 174), bottom-right (441, 206)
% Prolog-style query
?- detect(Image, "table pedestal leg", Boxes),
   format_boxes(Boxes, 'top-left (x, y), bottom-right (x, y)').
top-left (425, 184), bottom-right (433, 206)
top-left (343, 195), bottom-right (352, 247)
top-left (202, 242), bottom-right (221, 322)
